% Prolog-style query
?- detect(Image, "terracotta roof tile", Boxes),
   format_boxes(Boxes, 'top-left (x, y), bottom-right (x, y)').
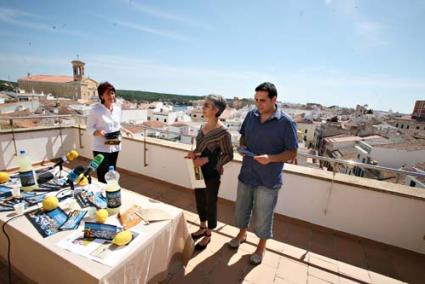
top-left (19, 75), bottom-right (74, 83)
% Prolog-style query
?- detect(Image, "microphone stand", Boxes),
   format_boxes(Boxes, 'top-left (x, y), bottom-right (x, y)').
top-left (68, 179), bottom-right (75, 192)
top-left (58, 161), bottom-right (64, 177)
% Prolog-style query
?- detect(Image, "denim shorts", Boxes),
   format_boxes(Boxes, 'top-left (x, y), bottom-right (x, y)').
top-left (234, 180), bottom-right (279, 239)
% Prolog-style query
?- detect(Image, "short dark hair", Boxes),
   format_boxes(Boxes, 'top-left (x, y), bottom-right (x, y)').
top-left (97, 81), bottom-right (116, 104)
top-left (206, 94), bottom-right (226, 117)
top-left (255, 82), bottom-right (277, 99)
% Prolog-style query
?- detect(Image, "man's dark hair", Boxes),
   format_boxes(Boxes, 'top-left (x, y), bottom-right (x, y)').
top-left (255, 82), bottom-right (278, 99)
top-left (97, 81), bottom-right (116, 104)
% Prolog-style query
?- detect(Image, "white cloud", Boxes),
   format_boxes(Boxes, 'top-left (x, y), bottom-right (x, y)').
top-left (0, 7), bottom-right (88, 37)
top-left (324, 1), bottom-right (389, 48)
top-left (0, 54), bottom-right (67, 67)
top-left (355, 20), bottom-right (388, 47)
top-left (119, 0), bottom-right (213, 30)
top-left (112, 19), bottom-right (190, 41)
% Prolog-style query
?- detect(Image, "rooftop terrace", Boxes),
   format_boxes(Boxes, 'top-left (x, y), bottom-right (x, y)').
top-left (1, 123), bottom-right (425, 283)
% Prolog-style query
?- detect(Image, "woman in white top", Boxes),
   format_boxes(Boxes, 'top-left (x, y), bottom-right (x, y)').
top-left (86, 82), bottom-right (133, 182)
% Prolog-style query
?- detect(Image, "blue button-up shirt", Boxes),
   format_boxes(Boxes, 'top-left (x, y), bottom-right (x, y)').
top-left (238, 107), bottom-right (298, 190)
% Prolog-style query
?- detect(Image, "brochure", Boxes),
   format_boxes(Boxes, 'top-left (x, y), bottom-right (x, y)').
top-left (25, 207), bottom-right (69, 237)
top-left (57, 229), bottom-right (141, 267)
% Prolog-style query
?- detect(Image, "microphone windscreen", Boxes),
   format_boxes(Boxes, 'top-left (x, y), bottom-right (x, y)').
top-left (66, 150), bottom-right (79, 161)
top-left (37, 171), bottom-right (54, 184)
top-left (90, 154), bottom-right (104, 170)
top-left (74, 165), bottom-right (86, 175)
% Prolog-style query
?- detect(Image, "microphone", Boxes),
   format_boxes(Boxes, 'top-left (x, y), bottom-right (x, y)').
top-left (83, 154), bottom-right (105, 178)
top-left (50, 150), bottom-right (79, 169)
top-left (67, 166), bottom-right (86, 184)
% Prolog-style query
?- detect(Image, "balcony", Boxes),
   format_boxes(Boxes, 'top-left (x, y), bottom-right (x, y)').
top-left (1, 124), bottom-right (425, 283)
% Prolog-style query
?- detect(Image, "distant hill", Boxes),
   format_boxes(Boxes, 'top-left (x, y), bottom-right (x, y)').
top-left (0, 80), bottom-right (17, 92)
top-left (0, 79), bottom-right (203, 104)
top-left (116, 89), bottom-right (202, 104)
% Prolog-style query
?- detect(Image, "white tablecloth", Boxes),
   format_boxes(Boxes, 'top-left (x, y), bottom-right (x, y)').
top-left (0, 186), bottom-right (194, 284)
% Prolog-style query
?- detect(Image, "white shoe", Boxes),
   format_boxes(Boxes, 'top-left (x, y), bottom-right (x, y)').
top-left (228, 236), bottom-right (246, 249)
top-left (249, 251), bottom-right (265, 265)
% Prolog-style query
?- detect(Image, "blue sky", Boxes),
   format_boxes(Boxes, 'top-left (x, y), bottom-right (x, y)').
top-left (0, 0), bottom-right (424, 113)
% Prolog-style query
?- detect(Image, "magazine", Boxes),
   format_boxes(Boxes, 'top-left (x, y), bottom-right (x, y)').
top-left (59, 210), bottom-right (87, 230)
top-left (21, 192), bottom-right (47, 205)
top-left (0, 185), bottom-right (12, 199)
top-left (118, 205), bottom-right (144, 229)
top-left (185, 158), bottom-right (206, 189)
top-left (57, 229), bottom-right (141, 267)
top-left (25, 207), bottom-right (69, 237)
top-left (76, 190), bottom-right (107, 209)
top-left (83, 222), bottom-right (119, 240)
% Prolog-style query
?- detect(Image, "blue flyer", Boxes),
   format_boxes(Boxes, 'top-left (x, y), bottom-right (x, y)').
top-left (84, 222), bottom-right (119, 240)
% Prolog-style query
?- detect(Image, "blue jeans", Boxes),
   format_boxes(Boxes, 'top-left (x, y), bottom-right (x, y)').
top-left (234, 180), bottom-right (279, 239)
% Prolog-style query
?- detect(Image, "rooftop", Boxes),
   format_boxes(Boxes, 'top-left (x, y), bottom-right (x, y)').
top-left (1, 125), bottom-right (425, 284)
top-left (18, 75), bottom-right (74, 83)
top-left (142, 120), bottom-right (166, 128)
top-left (326, 135), bottom-right (384, 144)
top-left (2, 157), bottom-right (425, 284)
top-left (376, 140), bottom-right (425, 151)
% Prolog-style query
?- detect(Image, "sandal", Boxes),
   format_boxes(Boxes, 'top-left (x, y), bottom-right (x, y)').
top-left (191, 227), bottom-right (207, 240)
top-left (194, 233), bottom-right (211, 251)
top-left (228, 235), bottom-right (247, 249)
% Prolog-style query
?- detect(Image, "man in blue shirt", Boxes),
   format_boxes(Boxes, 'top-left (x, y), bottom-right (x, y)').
top-left (228, 82), bottom-right (298, 265)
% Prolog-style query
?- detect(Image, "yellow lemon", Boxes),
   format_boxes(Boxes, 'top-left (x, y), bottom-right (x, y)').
top-left (76, 174), bottom-right (88, 186)
top-left (96, 209), bottom-right (109, 223)
top-left (66, 150), bottom-right (79, 161)
top-left (112, 230), bottom-right (132, 246)
top-left (0, 172), bottom-right (9, 184)
top-left (42, 196), bottom-right (59, 211)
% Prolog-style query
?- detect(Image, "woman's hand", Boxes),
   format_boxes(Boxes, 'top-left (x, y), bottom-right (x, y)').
top-left (124, 130), bottom-right (134, 138)
top-left (122, 128), bottom-right (134, 138)
top-left (185, 151), bottom-right (199, 159)
top-left (94, 130), bottom-right (106, 137)
top-left (193, 157), bottom-right (208, 167)
top-left (217, 166), bottom-right (224, 175)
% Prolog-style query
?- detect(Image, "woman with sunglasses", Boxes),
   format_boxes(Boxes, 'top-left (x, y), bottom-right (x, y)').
top-left (186, 94), bottom-right (233, 251)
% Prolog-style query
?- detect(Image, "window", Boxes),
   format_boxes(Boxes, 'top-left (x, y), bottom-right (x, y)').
top-left (357, 154), bottom-right (360, 159)
top-left (410, 180), bottom-right (416, 187)
top-left (304, 129), bottom-right (308, 133)
top-left (401, 124), bottom-right (404, 129)
top-left (417, 126), bottom-right (420, 130)
top-left (193, 114), bottom-right (197, 118)
top-left (406, 125), bottom-right (410, 129)
top-left (362, 158), bottom-right (365, 163)
top-left (164, 119), bottom-right (167, 123)
top-left (396, 123), bottom-right (399, 127)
